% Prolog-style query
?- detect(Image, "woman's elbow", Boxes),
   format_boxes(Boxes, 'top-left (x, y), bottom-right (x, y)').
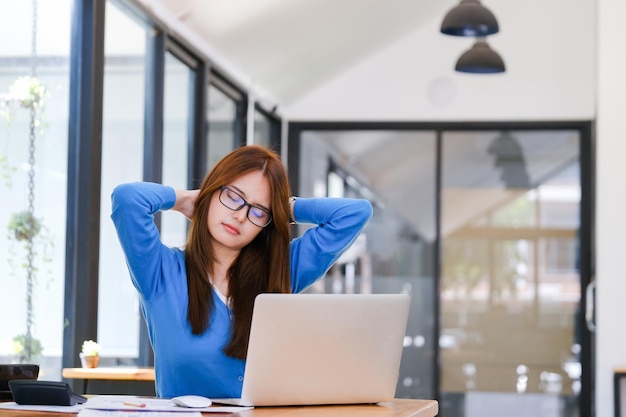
top-left (357, 200), bottom-right (374, 224)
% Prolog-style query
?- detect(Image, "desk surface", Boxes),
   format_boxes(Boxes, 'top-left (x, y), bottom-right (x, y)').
top-left (237, 399), bottom-right (438, 416)
top-left (0, 399), bottom-right (438, 417)
top-left (62, 367), bottom-right (155, 381)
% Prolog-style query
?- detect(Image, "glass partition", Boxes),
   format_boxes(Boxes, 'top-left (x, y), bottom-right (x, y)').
top-left (292, 124), bottom-right (590, 417)
top-left (440, 130), bottom-right (582, 417)
top-left (298, 130), bottom-right (438, 401)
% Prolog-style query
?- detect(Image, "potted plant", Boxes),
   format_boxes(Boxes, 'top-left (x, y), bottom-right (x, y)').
top-left (79, 340), bottom-right (102, 368)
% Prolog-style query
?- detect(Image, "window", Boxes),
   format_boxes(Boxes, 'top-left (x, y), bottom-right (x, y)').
top-left (0, 0), bottom-right (72, 379)
top-left (160, 52), bottom-right (193, 248)
top-left (206, 83), bottom-right (240, 171)
top-left (97, 0), bottom-right (148, 361)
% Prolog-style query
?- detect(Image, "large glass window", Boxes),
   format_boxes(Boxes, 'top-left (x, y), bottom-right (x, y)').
top-left (0, 0), bottom-right (71, 380)
top-left (253, 108), bottom-right (272, 148)
top-left (206, 84), bottom-right (238, 171)
top-left (161, 52), bottom-right (193, 248)
top-left (97, 0), bottom-right (147, 362)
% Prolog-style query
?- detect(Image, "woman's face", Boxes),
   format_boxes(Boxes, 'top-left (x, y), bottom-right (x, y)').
top-left (207, 170), bottom-right (271, 253)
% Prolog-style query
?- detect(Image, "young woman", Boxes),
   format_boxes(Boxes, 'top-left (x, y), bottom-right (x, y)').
top-left (111, 145), bottom-right (373, 399)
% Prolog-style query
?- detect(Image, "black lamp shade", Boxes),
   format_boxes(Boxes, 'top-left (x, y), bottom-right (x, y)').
top-left (441, 0), bottom-right (499, 37)
top-left (455, 40), bottom-right (505, 74)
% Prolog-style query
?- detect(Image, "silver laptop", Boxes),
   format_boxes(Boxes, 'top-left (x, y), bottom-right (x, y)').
top-left (212, 292), bottom-right (410, 407)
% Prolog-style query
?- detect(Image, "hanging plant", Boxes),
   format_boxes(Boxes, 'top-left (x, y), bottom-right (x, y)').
top-left (2, 76), bottom-right (47, 110)
top-left (0, 76), bottom-right (48, 188)
top-left (8, 211), bottom-right (42, 242)
top-left (0, 75), bottom-right (48, 135)
top-left (12, 334), bottom-right (43, 362)
top-left (6, 210), bottom-right (54, 277)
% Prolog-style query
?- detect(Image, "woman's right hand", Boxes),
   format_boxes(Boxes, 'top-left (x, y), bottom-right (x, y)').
top-left (173, 189), bottom-right (200, 220)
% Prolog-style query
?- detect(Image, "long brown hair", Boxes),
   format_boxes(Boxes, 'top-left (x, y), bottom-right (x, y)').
top-left (184, 145), bottom-right (292, 359)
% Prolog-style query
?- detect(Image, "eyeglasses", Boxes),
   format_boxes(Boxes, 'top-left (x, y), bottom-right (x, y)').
top-left (219, 186), bottom-right (272, 228)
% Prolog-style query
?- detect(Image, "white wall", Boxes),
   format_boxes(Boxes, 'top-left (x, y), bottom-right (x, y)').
top-left (286, 0), bottom-right (596, 121)
top-left (596, 0), bottom-right (626, 415)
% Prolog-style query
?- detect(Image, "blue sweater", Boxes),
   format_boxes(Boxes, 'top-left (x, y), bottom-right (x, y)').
top-left (110, 182), bottom-right (373, 399)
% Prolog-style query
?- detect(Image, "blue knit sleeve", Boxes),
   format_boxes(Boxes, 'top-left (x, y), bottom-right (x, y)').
top-left (289, 197), bottom-right (373, 292)
top-left (110, 182), bottom-right (177, 300)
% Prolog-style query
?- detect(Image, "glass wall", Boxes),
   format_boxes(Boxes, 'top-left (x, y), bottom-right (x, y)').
top-left (161, 52), bottom-right (193, 248)
top-left (253, 106), bottom-right (280, 150)
top-left (97, 0), bottom-right (147, 361)
top-left (206, 84), bottom-right (239, 171)
top-left (297, 130), bottom-right (438, 401)
top-left (290, 123), bottom-right (591, 417)
top-left (0, 0), bottom-right (72, 380)
top-left (253, 108), bottom-right (272, 148)
top-left (440, 130), bottom-right (582, 417)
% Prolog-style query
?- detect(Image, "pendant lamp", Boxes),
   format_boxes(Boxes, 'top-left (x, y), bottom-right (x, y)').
top-left (441, 0), bottom-right (499, 37)
top-left (487, 132), bottom-right (530, 188)
top-left (455, 39), bottom-right (505, 74)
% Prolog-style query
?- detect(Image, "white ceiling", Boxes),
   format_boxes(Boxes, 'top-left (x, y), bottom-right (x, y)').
top-left (148, 0), bottom-right (446, 106)
top-left (142, 0), bottom-right (582, 239)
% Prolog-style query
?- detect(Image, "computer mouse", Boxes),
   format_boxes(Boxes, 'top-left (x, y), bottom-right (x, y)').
top-left (172, 395), bottom-right (213, 408)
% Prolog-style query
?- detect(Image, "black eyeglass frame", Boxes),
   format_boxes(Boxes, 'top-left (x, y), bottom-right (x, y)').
top-left (218, 186), bottom-right (273, 228)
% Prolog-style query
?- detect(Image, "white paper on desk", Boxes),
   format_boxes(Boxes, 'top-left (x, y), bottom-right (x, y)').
top-left (0, 402), bottom-right (83, 413)
top-left (79, 410), bottom-right (202, 417)
top-left (83, 395), bottom-right (252, 413)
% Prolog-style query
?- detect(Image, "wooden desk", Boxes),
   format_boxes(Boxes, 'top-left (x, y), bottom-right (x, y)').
top-left (0, 398), bottom-right (437, 417)
top-left (237, 399), bottom-right (438, 416)
top-left (62, 367), bottom-right (155, 395)
top-left (62, 367), bottom-right (155, 381)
